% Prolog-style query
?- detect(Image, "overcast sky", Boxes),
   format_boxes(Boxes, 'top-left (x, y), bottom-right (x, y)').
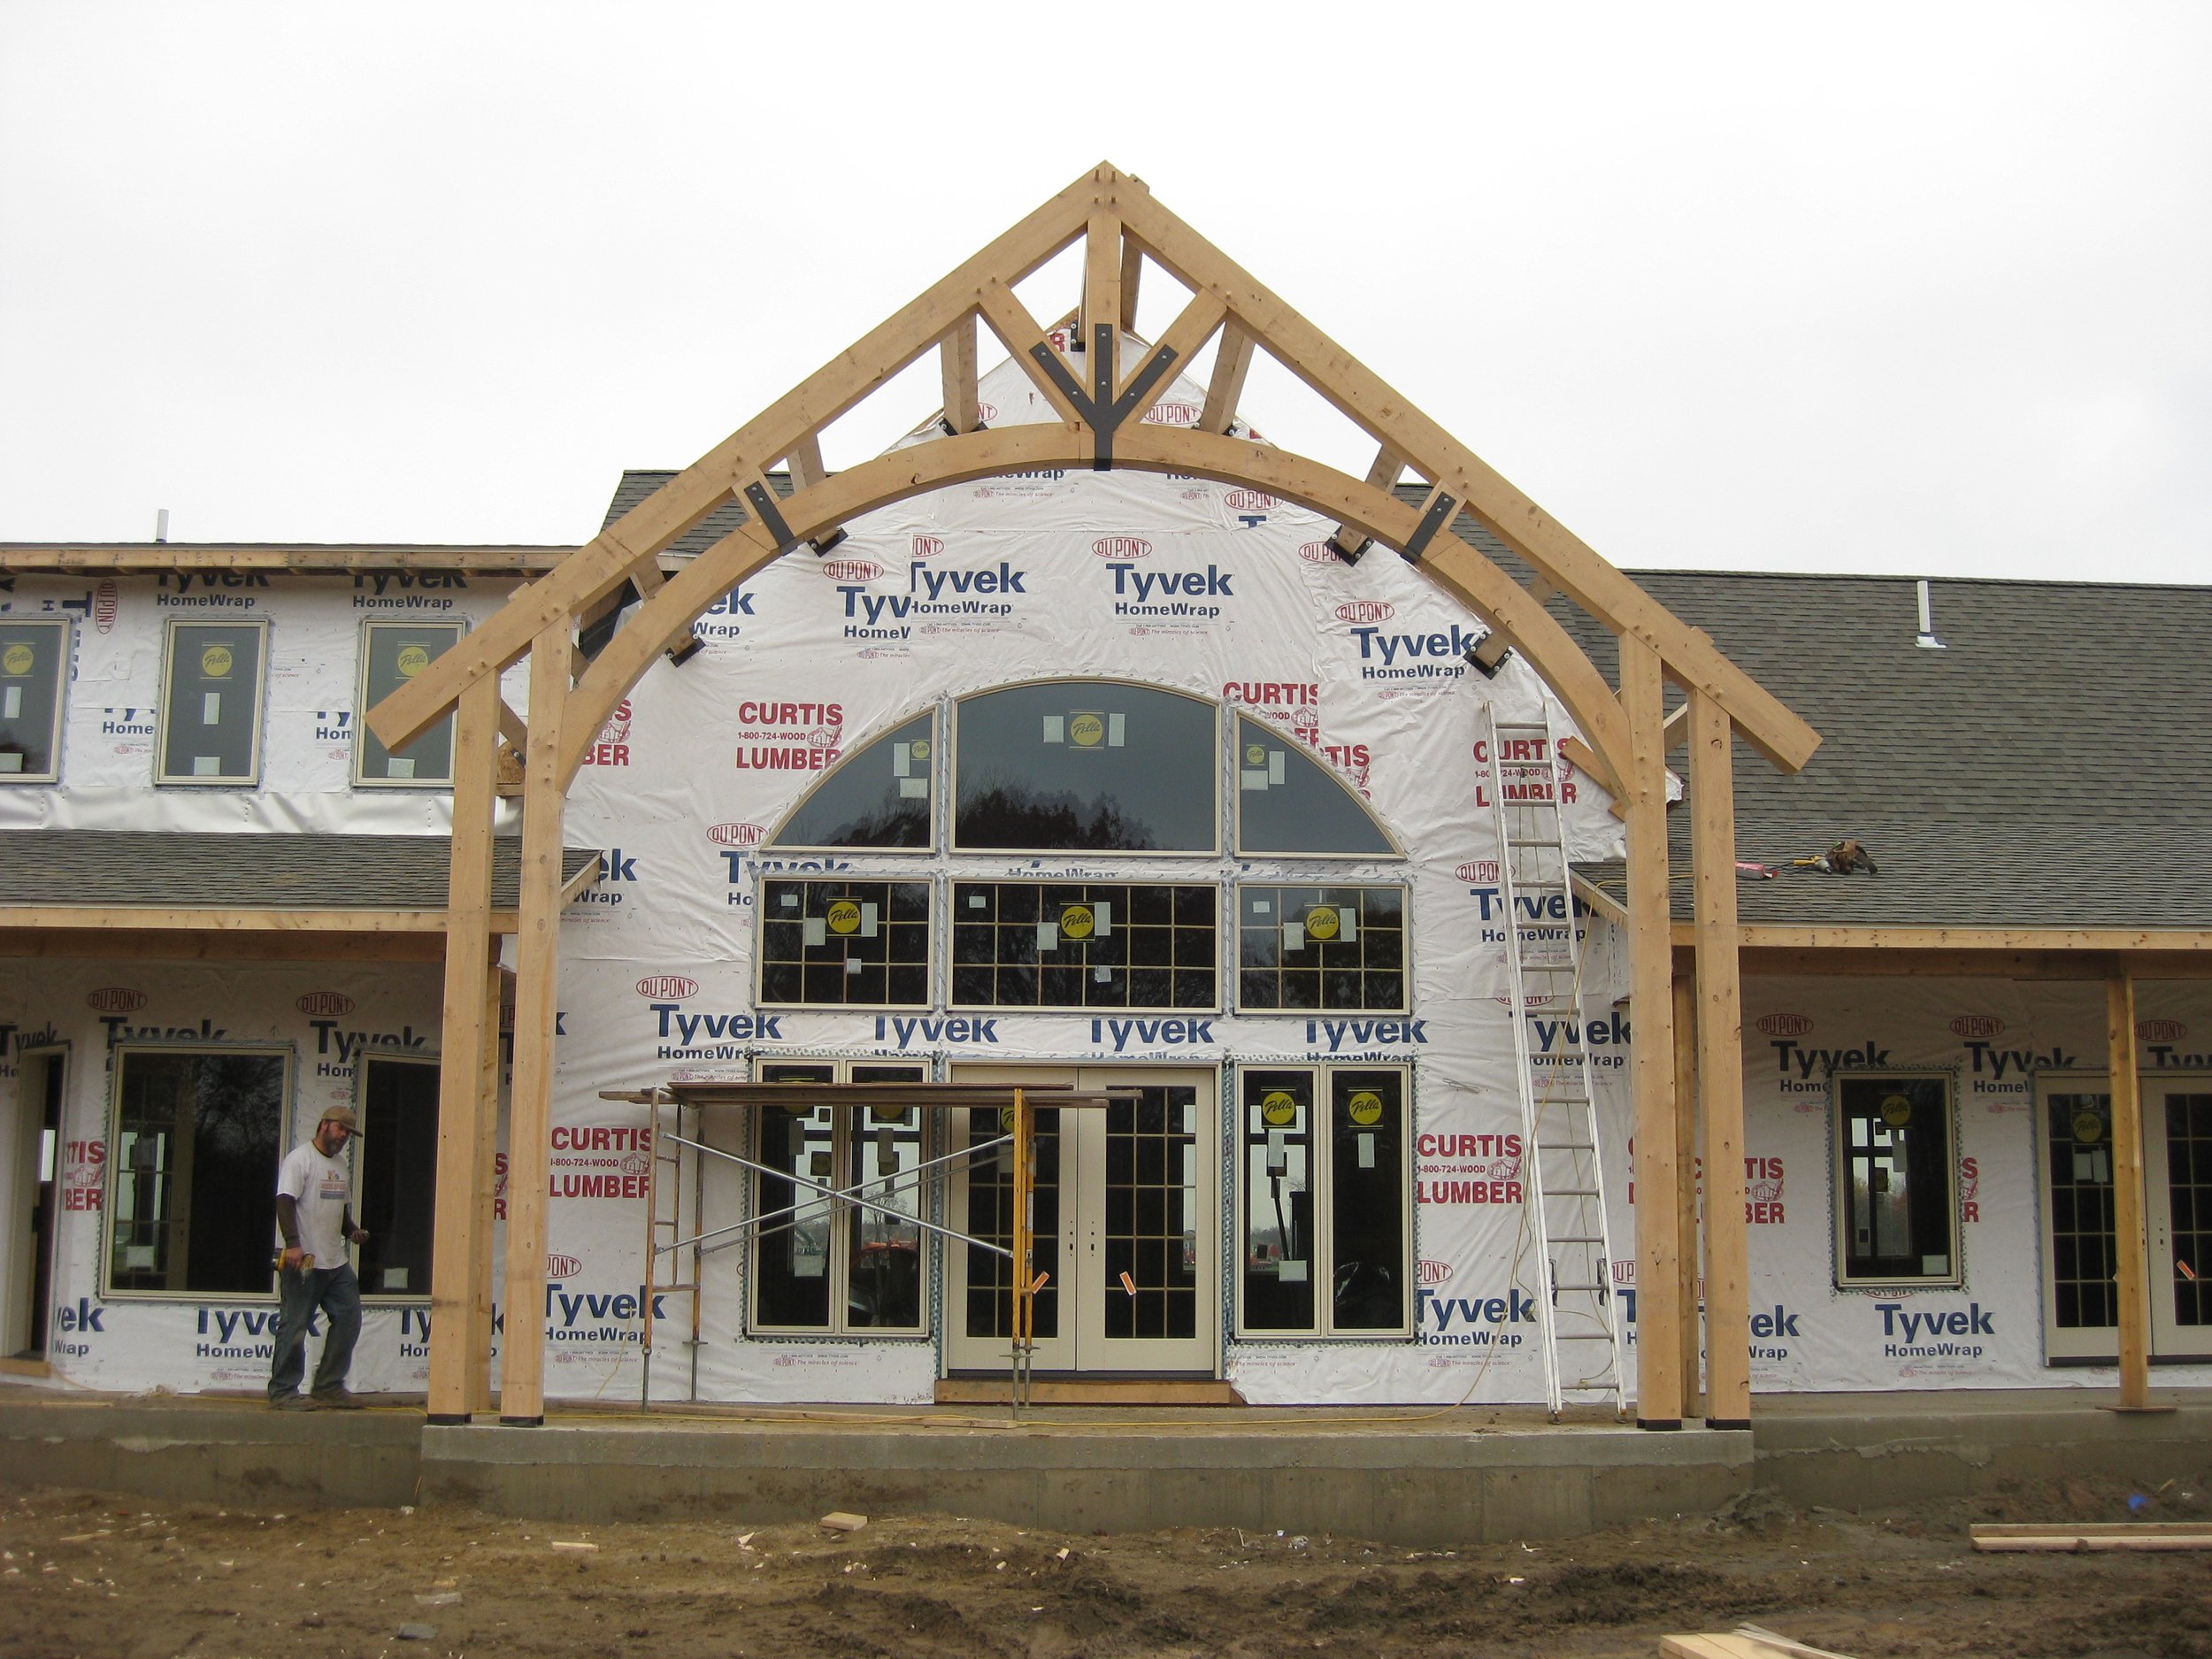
top-left (3, 4), bottom-right (2206, 584)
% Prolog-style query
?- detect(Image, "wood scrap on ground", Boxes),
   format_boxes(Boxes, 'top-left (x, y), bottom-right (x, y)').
top-left (1970, 1522), bottom-right (2212, 1552)
top-left (1662, 1626), bottom-right (1859, 1659)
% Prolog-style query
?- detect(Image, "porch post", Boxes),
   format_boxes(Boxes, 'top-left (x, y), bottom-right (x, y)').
top-left (468, 957), bottom-right (503, 1415)
top-left (427, 675), bottom-right (498, 1424)
top-left (1619, 634), bottom-right (1681, 1428)
top-left (1688, 691), bottom-right (1750, 1429)
top-left (1671, 966), bottom-right (1703, 1422)
top-left (2108, 972), bottom-right (2152, 1410)
top-left (499, 626), bottom-right (571, 1426)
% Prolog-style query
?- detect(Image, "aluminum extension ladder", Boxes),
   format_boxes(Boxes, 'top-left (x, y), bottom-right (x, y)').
top-left (1483, 705), bottom-right (1628, 1419)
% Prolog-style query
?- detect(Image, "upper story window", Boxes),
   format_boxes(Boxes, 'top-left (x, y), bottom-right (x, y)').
top-left (356, 620), bottom-right (465, 787)
top-left (953, 681), bottom-right (1217, 853)
top-left (157, 618), bottom-right (269, 787)
top-left (770, 712), bottom-right (934, 849)
top-left (1234, 717), bottom-right (1395, 856)
top-left (0, 618), bottom-right (70, 784)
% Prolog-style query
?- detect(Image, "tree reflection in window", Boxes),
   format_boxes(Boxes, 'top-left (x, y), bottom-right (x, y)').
top-left (955, 682), bottom-right (1216, 852)
top-left (769, 713), bottom-right (934, 849)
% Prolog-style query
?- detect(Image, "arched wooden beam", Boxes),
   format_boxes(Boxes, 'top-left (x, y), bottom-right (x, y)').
top-left (556, 422), bottom-right (1632, 795)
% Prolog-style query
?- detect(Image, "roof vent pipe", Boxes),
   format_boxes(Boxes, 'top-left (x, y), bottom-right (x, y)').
top-left (1915, 578), bottom-right (1945, 650)
top-left (155, 508), bottom-right (170, 543)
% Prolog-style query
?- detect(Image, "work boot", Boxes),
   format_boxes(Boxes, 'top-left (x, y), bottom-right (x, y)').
top-left (311, 1389), bottom-right (365, 1410)
top-left (271, 1393), bottom-right (313, 1411)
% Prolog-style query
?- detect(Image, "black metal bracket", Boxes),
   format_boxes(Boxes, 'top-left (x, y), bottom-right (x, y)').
top-left (1397, 490), bottom-right (1457, 564)
top-left (1025, 330), bottom-right (1183, 472)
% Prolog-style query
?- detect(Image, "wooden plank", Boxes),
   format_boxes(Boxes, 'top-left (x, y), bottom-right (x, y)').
top-left (1976, 1522), bottom-right (2212, 1537)
top-left (1973, 1532), bottom-right (2212, 1553)
top-left (1198, 321), bottom-right (1255, 434)
top-left (1117, 187), bottom-right (1820, 774)
top-left (1118, 288), bottom-right (1226, 412)
top-left (0, 545), bottom-right (572, 575)
top-left (0, 928), bottom-right (447, 961)
top-left (367, 165), bottom-right (1105, 754)
top-left (1117, 236), bottom-right (1144, 333)
top-left (1556, 736), bottom-right (1625, 821)
top-left (977, 281), bottom-right (1090, 427)
top-left (426, 675), bottom-right (497, 1423)
top-left (1622, 634), bottom-right (1681, 1427)
top-left (469, 961), bottom-right (504, 1416)
top-left (939, 314), bottom-right (979, 434)
top-left (1664, 701), bottom-right (1690, 752)
top-left (554, 420), bottom-right (1634, 796)
top-left (934, 1378), bottom-right (1244, 1406)
top-left (1729, 926), bottom-right (2212, 952)
top-left (498, 626), bottom-right (571, 1425)
top-left (2109, 973), bottom-right (2150, 1410)
top-left (1331, 445), bottom-right (1403, 557)
top-left (0, 906), bottom-right (458, 933)
top-left (1689, 691), bottom-right (1750, 1428)
top-left (1083, 210), bottom-right (1122, 393)
top-left (1671, 969), bottom-right (1703, 1423)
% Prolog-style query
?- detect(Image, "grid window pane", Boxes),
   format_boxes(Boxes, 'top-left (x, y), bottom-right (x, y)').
top-left (2046, 1091), bottom-right (2117, 1330)
top-left (1236, 885), bottom-right (1407, 1012)
top-left (949, 882), bottom-right (1216, 1010)
top-left (1102, 1087), bottom-right (1199, 1340)
top-left (758, 879), bottom-right (931, 1007)
top-left (2167, 1093), bottom-right (2212, 1328)
top-left (964, 1106), bottom-right (1060, 1341)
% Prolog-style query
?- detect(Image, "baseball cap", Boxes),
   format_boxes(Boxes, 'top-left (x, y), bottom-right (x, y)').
top-left (318, 1105), bottom-right (364, 1137)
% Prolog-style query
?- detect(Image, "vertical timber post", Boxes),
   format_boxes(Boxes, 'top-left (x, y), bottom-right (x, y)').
top-left (426, 675), bottom-right (497, 1424)
top-left (500, 626), bottom-right (571, 1426)
top-left (1671, 967), bottom-right (1702, 1422)
top-left (2108, 972), bottom-right (2152, 1410)
top-left (1620, 634), bottom-right (1681, 1429)
top-left (469, 952), bottom-right (501, 1415)
top-left (1689, 691), bottom-right (1751, 1429)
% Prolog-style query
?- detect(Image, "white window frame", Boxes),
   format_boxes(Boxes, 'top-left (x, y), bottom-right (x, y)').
top-left (0, 616), bottom-right (72, 785)
top-left (1831, 1071), bottom-right (1962, 1290)
top-left (155, 617), bottom-right (272, 787)
top-left (753, 877), bottom-right (935, 1011)
top-left (1231, 882), bottom-right (1412, 1016)
top-left (1234, 1062), bottom-right (1415, 1340)
top-left (353, 618), bottom-right (466, 787)
top-left (745, 1057), bottom-right (932, 1339)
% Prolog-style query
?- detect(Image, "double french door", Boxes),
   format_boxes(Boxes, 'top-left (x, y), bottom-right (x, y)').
top-left (2038, 1075), bottom-right (2212, 1360)
top-left (944, 1066), bottom-right (1217, 1374)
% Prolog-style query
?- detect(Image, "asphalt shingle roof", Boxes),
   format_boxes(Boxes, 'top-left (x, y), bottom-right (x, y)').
top-left (1554, 572), bottom-right (2212, 932)
top-left (0, 832), bottom-right (599, 912)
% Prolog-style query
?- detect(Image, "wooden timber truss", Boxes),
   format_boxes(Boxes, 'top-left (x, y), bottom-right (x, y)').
top-left (369, 162), bottom-right (1819, 1432)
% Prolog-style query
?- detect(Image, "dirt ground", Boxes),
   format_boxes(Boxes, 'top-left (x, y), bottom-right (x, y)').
top-left (3, 1473), bottom-right (2209, 1659)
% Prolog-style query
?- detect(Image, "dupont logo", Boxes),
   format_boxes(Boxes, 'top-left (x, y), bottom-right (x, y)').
top-left (1756, 1012), bottom-right (1815, 1037)
top-left (1298, 541), bottom-right (1340, 564)
top-left (1224, 489), bottom-right (1280, 512)
top-left (1494, 992), bottom-right (1558, 1009)
top-left (1455, 860), bottom-right (1501, 883)
top-left (2139, 1018), bottom-right (2188, 1042)
top-left (94, 580), bottom-right (119, 633)
top-left (819, 558), bottom-right (885, 583)
top-left (1335, 600), bottom-right (1394, 624)
top-left (1949, 1014), bottom-right (2005, 1039)
top-left (1141, 400), bottom-right (1202, 426)
top-left (87, 987), bottom-right (147, 1014)
top-left (296, 991), bottom-right (356, 1018)
top-left (910, 535), bottom-right (945, 558)
top-left (635, 976), bottom-right (698, 1001)
top-left (708, 822), bottom-right (765, 848)
top-left (1092, 535), bottom-right (1151, 560)
top-left (547, 1254), bottom-right (583, 1279)
top-left (1417, 1258), bottom-right (1453, 1286)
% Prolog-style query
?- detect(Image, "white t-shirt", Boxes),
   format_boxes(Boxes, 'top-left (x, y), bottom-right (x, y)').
top-left (276, 1141), bottom-right (352, 1265)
